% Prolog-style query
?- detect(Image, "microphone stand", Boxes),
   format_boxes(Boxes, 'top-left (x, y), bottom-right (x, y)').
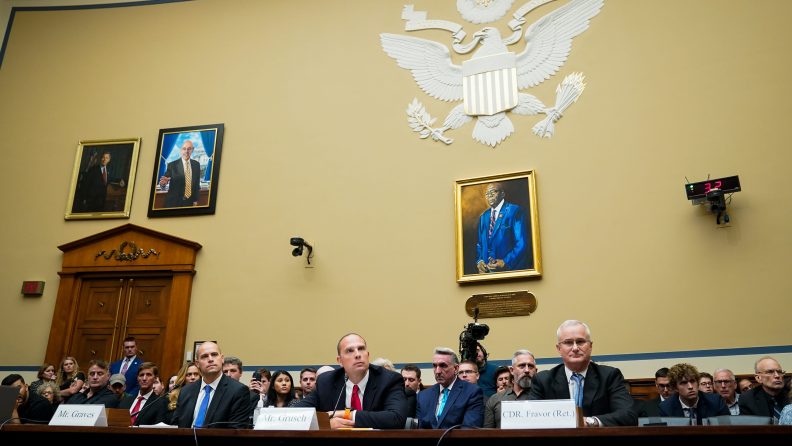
top-left (328, 375), bottom-right (349, 420)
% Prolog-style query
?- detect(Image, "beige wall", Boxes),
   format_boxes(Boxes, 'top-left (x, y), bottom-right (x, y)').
top-left (0, 0), bottom-right (790, 378)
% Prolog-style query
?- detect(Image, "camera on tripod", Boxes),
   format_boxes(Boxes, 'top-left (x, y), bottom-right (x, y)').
top-left (458, 307), bottom-right (490, 362)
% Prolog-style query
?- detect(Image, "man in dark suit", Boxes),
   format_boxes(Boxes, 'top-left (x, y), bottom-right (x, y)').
top-left (118, 362), bottom-right (167, 426)
top-left (79, 151), bottom-right (125, 212)
top-left (172, 342), bottom-right (252, 429)
top-left (640, 367), bottom-right (674, 417)
top-left (69, 359), bottom-right (119, 408)
top-left (159, 140), bottom-right (201, 208)
top-left (738, 357), bottom-right (789, 419)
top-left (109, 337), bottom-right (143, 395)
top-left (296, 333), bottom-right (407, 429)
top-left (476, 183), bottom-right (530, 274)
top-left (659, 363), bottom-right (729, 424)
top-left (529, 320), bottom-right (637, 426)
top-left (415, 347), bottom-right (484, 429)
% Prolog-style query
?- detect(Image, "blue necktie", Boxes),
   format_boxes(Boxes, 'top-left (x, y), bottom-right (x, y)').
top-left (571, 373), bottom-right (583, 407)
top-left (194, 386), bottom-right (212, 427)
top-left (437, 388), bottom-right (449, 419)
top-left (773, 399), bottom-right (782, 420)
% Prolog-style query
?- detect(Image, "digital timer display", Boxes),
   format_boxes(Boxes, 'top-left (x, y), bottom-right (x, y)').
top-left (21, 281), bottom-right (45, 296)
top-left (685, 176), bottom-right (740, 200)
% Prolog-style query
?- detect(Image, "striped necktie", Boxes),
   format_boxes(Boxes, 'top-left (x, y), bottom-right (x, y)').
top-left (773, 398), bottom-right (782, 420)
top-left (184, 161), bottom-right (192, 199)
top-left (571, 373), bottom-right (583, 407)
top-left (488, 209), bottom-right (496, 239)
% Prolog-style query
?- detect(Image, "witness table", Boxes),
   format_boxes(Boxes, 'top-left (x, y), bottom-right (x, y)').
top-left (2, 425), bottom-right (790, 445)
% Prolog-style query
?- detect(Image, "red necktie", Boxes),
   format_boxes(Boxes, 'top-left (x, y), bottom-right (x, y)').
top-left (488, 209), bottom-right (496, 239)
top-left (130, 396), bottom-right (144, 424)
top-left (102, 168), bottom-right (107, 184)
top-left (351, 385), bottom-right (362, 411)
top-left (120, 359), bottom-right (129, 375)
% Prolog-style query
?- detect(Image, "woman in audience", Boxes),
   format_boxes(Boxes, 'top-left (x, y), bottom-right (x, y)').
top-left (55, 357), bottom-right (84, 401)
top-left (29, 363), bottom-right (57, 394)
top-left (37, 382), bottom-right (61, 405)
top-left (698, 372), bottom-right (714, 393)
top-left (166, 361), bottom-right (201, 424)
top-left (264, 370), bottom-right (299, 408)
top-left (495, 365), bottom-right (512, 393)
top-left (167, 374), bottom-right (178, 392)
top-left (780, 387), bottom-right (792, 425)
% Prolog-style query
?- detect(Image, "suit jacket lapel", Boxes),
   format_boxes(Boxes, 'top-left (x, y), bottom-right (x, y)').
top-left (205, 376), bottom-right (228, 425)
top-left (182, 385), bottom-right (199, 425)
top-left (362, 368), bottom-right (379, 411)
top-left (438, 380), bottom-right (463, 426)
top-left (582, 364), bottom-right (600, 410)
top-left (426, 385), bottom-right (440, 426)
top-left (552, 366), bottom-right (570, 399)
top-left (333, 374), bottom-right (346, 411)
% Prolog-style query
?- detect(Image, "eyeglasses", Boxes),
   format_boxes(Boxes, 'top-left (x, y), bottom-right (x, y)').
top-left (657, 384), bottom-right (672, 389)
top-left (41, 391), bottom-right (54, 395)
top-left (699, 381), bottom-right (713, 387)
top-left (714, 380), bottom-right (734, 385)
top-left (458, 370), bottom-right (477, 375)
top-left (559, 339), bottom-right (589, 348)
top-left (760, 369), bottom-right (785, 376)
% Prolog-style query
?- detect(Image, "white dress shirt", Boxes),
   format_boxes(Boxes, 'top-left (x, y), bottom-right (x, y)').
top-left (129, 389), bottom-right (154, 414)
top-left (344, 371), bottom-right (370, 422)
top-left (490, 200), bottom-right (505, 222)
top-left (563, 366), bottom-right (604, 426)
top-left (192, 375), bottom-right (221, 427)
top-left (436, 377), bottom-right (457, 417)
top-left (680, 395), bottom-right (699, 422)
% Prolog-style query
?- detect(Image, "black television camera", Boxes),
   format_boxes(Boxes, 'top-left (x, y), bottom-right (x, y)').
top-left (458, 307), bottom-right (490, 362)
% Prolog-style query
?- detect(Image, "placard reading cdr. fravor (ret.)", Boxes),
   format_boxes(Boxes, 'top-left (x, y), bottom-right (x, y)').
top-left (500, 400), bottom-right (577, 429)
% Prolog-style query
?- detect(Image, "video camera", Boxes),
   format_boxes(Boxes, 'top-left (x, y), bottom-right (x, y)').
top-left (458, 307), bottom-right (490, 362)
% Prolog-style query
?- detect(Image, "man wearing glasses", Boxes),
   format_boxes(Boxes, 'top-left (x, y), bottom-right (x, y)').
top-left (713, 368), bottom-right (740, 415)
top-left (475, 183), bottom-right (530, 274)
top-left (529, 320), bottom-right (637, 426)
top-left (738, 357), bottom-right (789, 419)
top-left (457, 361), bottom-right (489, 405)
top-left (640, 368), bottom-right (674, 417)
top-left (483, 350), bottom-right (537, 428)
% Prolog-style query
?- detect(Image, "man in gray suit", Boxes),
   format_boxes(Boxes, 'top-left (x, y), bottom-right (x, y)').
top-left (528, 320), bottom-right (638, 426)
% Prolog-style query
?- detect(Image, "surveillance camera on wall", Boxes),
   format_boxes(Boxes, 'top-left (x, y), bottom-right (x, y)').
top-left (290, 237), bottom-right (313, 264)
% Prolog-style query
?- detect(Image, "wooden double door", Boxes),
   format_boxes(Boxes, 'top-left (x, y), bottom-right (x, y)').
top-left (71, 276), bottom-right (172, 370)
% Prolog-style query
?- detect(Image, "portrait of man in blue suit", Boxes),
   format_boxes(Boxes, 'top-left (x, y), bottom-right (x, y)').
top-left (476, 183), bottom-right (531, 273)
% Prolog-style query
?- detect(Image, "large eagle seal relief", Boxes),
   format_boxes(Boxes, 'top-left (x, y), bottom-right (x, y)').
top-left (381, 0), bottom-right (603, 146)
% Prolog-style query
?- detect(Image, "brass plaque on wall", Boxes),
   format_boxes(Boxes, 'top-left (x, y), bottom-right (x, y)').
top-left (465, 291), bottom-right (537, 318)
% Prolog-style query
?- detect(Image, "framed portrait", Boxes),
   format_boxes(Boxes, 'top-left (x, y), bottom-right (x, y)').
top-left (64, 138), bottom-right (141, 220)
top-left (193, 341), bottom-right (217, 361)
top-left (147, 124), bottom-right (225, 217)
top-left (455, 170), bottom-right (542, 283)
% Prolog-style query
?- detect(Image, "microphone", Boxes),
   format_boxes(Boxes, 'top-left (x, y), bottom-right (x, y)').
top-left (130, 383), bottom-right (180, 421)
top-left (328, 375), bottom-right (349, 420)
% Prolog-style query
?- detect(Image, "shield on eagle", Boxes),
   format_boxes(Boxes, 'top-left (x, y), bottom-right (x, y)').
top-left (462, 52), bottom-right (518, 116)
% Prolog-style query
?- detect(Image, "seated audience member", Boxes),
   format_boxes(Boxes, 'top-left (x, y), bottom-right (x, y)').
top-left (474, 343), bottom-right (497, 397)
top-left (738, 356), bottom-right (789, 420)
top-left (172, 342), bottom-right (252, 429)
top-left (249, 367), bottom-right (272, 406)
top-left (1, 374), bottom-right (56, 424)
top-left (300, 367), bottom-right (317, 397)
top-left (37, 382), bottom-right (61, 405)
top-left (659, 363), bottom-right (729, 423)
top-left (529, 320), bottom-right (637, 426)
top-left (166, 361), bottom-right (202, 424)
top-left (639, 367), bottom-right (673, 417)
top-left (415, 347), bottom-right (484, 429)
top-left (119, 362), bottom-right (167, 426)
top-left (484, 350), bottom-right (537, 428)
top-left (68, 359), bottom-right (119, 408)
top-left (698, 372), bottom-right (714, 394)
top-left (296, 333), bottom-right (407, 429)
top-left (294, 390), bottom-right (303, 399)
top-left (29, 363), bottom-right (57, 394)
top-left (372, 358), bottom-right (396, 371)
top-left (458, 361), bottom-right (489, 405)
top-left (316, 365), bottom-right (335, 377)
top-left (108, 374), bottom-right (130, 402)
top-left (780, 388), bottom-right (792, 424)
top-left (167, 374), bottom-right (178, 392)
top-left (152, 376), bottom-right (165, 397)
top-left (624, 381), bottom-right (645, 415)
top-left (713, 368), bottom-right (740, 415)
top-left (55, 357), bottom-right (85, 401)
top-left (401, 364), bottom-right (424, 393)
top-left (110, 337), bottom-right (143, 395)
top-left (495, 366), bottom-right (512, 393)
top-left (738, 378), bottom-right (753, 394)
top-left (264, 370), bottom-right (300, 407)
top-left (223, 356), bottom-right (244, 382)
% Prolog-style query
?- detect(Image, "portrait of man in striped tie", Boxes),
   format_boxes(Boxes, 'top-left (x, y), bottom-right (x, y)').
top-left (475, 182), bottom-right (529, 274)
top-left (159, 140), bottom-right (201, 209)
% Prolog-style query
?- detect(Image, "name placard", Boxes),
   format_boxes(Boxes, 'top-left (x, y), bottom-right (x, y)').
top-left (500, 400), bottom-right (577, 429)
top-left (49, 405), bottom-right (108, 427)
top-left (254, 408), bottom-right (318, 430)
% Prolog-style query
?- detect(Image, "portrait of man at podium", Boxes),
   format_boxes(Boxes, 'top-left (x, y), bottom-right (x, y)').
top-left (65, 138), bottom-right (140, 220)
top-left (455, 171), bottom-right (542, 283)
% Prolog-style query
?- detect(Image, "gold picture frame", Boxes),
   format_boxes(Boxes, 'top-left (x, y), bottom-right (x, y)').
top-left (455, 170), bottom-right (542, 283)
top-left (64, 138), bottom-right (141, 220)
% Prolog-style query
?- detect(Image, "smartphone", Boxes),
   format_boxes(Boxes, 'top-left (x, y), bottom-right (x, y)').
top-left (252, 372), bottom-right (261, 381)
